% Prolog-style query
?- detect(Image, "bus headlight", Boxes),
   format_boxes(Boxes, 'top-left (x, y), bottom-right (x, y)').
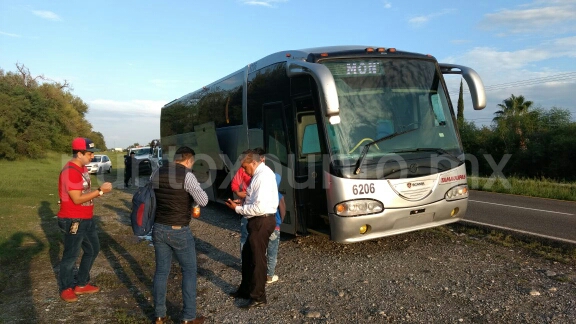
top-left (445, 185), bottom-right (468, 201)
top-left (334, 199), bottom-right (383, 216)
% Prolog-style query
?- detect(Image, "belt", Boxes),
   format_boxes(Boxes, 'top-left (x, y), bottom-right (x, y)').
top-left (247, 214), bottom-right (275, 220)
top-left (156, 223), bottom-right (188, 230)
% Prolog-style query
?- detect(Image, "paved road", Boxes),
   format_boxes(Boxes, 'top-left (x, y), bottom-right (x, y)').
top-left (463, 190), bottom-right (576, 244)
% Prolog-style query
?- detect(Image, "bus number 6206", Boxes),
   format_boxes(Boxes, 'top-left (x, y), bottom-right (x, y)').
top-left (352, 183), bottom-right (375, 195)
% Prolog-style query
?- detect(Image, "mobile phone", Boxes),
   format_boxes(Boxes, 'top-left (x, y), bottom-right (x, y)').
top-left (69, 221), bottom-right (80, 234)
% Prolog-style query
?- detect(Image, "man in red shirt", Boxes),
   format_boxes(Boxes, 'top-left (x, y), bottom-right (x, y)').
top-left (57, 137), bottom-right (113, 302)
top-left (230, 157), bottom-right (252, 253)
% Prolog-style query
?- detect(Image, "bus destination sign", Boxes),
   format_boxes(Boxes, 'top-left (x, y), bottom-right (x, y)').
top-left (325, 61), bottom-right (384, 77)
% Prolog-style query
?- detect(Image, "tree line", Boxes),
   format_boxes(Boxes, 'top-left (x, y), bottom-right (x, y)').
top-left (458, 91), bottom-right (576, 182)
top-left (0, 64), bottom-right (106, 160)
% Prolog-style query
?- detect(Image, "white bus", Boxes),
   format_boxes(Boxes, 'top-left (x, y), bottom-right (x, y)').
top-left (160, 46), bottom-right (485, 243)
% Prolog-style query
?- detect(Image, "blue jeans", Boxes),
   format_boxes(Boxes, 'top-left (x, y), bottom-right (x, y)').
top-left (240, 217), bottom-right (248, 254)
top-left (152, 223), bottom-right (198, 321)
top-left (267, 229), bottom-right (280, 276)
top-left (58, 218), bottom-right (100, 291)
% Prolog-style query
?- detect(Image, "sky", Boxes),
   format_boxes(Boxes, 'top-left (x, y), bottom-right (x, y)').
top-left (1, 0), bottom-right (575, 149)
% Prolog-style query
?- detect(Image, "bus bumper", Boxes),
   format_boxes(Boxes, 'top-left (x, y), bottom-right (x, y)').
top-left (329, 198), bottom-right (468, 243)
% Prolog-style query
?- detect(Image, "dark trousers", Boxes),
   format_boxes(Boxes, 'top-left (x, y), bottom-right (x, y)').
top-left (124, 168), bottom-right (132, 185)
top-left (238, 215), bottom-right (275, 302)
top-left (57, 218), bottom-right (100, 291)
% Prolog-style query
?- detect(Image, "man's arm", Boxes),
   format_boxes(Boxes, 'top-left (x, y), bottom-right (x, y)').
top-left (278, 195), bottom-right (286, 221)
top-left (231, 168), bottom-right (244, 192)
top-left (184, 172), bottom-right (209, 207)
top-left (62, 168), bottom-right (112, 204)
top-left (68, 182), bottom-right (112, 204)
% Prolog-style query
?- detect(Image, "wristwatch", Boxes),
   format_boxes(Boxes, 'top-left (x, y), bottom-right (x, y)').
top-left (98, 187), bottom-right (104, 196)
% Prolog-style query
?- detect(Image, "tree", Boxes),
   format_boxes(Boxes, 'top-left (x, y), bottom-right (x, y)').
top-left (493, 94), bottom-right (533, 121)
top-left (90, 131), bottom-right (107, 151)
top-left (0, 64), bottom-right (100, 159)
top-left (457, 79), bottom-right (464, 128)
top-left (493, 94), bottom-right (534, 151)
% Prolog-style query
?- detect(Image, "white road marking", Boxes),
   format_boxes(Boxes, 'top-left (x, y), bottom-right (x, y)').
top-left (469, 200), bottom-right (574, 216)
top-left (461, 219), bottom-right (576, 245)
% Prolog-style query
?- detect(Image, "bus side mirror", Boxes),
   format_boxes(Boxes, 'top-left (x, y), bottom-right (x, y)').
top-left (287, 61), bottom-right (341, 121)
top-left (439, 63), bottom-right (486, 110)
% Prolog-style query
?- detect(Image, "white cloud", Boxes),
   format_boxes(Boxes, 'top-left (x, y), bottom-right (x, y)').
top-left (408, 9), bottom-right (455, 28)
top-left (441, 41), bottom-right (576, 126)
top-left (408, 16), bottom-right (429, 27)
top-left (89, 99), bottom-right (166, 117)
top-left (32, 10), bottom-right (61, 21)
top-left (479, 1), bottom-right (576, 35)
top-left (451, 39), bottom-right (471, 45)
top-left (383, 1), bottom-right (392, 9)
top-left (453, 46), bottom-right (552, 70)
top-left (0, 31), bottom-right (20, 37)
top-left (550, 36), bottom-right (576, 57)
top-left (240, 0), bottom-right (288, 7)
top-left (446, 34), bottom-right (576, 70)
top-left (86, 99), bottom-right (166, 148)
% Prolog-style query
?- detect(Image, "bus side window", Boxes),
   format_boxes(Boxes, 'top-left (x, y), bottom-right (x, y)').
top-left (264, 104), bottom-right (288, 165)
top-left (301, 124), bottom-right (321, 156)
top-left (430, 94), bottom-right (447, 126)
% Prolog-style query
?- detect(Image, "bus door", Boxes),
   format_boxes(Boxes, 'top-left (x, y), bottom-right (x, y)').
top-left (262, 102), bottom-right (296, 235)
top-left (193, 121), bottom-right (224, 201)
top-left (294, 97), bottom-right (329, 234)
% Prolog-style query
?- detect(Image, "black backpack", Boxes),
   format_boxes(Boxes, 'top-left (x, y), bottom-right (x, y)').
top-left (130, 181), bottom-right (156, 236)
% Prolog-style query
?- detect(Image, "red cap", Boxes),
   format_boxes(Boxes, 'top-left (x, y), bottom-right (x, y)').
top-left (72, 137), bottom-right (96, 152)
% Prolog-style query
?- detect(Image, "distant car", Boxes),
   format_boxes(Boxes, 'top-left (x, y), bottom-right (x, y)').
top-left (87, 155), bottom-right (112, 174)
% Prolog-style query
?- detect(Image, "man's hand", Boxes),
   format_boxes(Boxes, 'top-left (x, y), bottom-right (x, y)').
top-left (235, 191), bottom-right (247, 199)
top-left (100, 182), bottom-right (113, 193)
top-left (225, 198), bottom-right (238, 210)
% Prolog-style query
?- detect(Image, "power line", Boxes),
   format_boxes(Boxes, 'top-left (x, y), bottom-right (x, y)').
top-left (448, 71), bottom-right (576, 95)
top-left (483, 72), bottom-right (576, 91)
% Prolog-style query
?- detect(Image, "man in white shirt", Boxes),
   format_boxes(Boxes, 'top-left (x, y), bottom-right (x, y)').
top-left (225, 149), bottom-right (278, 308)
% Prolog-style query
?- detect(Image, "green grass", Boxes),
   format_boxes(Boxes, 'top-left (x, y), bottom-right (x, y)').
top-left (468, 176), bottom-right (576, 201)
top-left (0, 151), bottom-right (127, 248)
top-left (0, 151), bottom-right (155, 322)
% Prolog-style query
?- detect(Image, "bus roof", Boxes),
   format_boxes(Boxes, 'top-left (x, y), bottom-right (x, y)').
top-left (162, 45), bottom-right (432, 109)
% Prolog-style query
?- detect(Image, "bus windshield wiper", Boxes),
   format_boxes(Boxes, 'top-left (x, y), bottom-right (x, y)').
top-left (391, 148), bottom-right (463, 164)
top-left (353, 128), bottom-right (418, 175)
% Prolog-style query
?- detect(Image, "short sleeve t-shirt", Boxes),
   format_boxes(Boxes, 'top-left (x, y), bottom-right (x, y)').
top-left (57, 161), bottom-right (94, 219)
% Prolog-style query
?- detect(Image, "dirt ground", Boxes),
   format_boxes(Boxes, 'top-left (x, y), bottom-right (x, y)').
top-left (1, 177), bottom-right (575, 323)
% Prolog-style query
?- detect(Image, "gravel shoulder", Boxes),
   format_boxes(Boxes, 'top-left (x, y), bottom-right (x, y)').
top-left (4, 185), bottom-right (575, 323)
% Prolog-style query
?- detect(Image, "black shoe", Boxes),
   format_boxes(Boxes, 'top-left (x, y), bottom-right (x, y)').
top-left (229, 290), bottom-right (249, 299)
top-left (241, 299), bottom-right (266, 309)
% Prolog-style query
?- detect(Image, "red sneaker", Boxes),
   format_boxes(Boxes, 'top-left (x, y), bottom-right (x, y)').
top-left (60, 288), bottom-right (78, 302)
top-left (74, 283), bottom-right (100, 295)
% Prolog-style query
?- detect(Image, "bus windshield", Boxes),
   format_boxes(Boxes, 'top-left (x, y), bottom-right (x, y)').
top-left (321, 58), bottom-right (463, 176)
